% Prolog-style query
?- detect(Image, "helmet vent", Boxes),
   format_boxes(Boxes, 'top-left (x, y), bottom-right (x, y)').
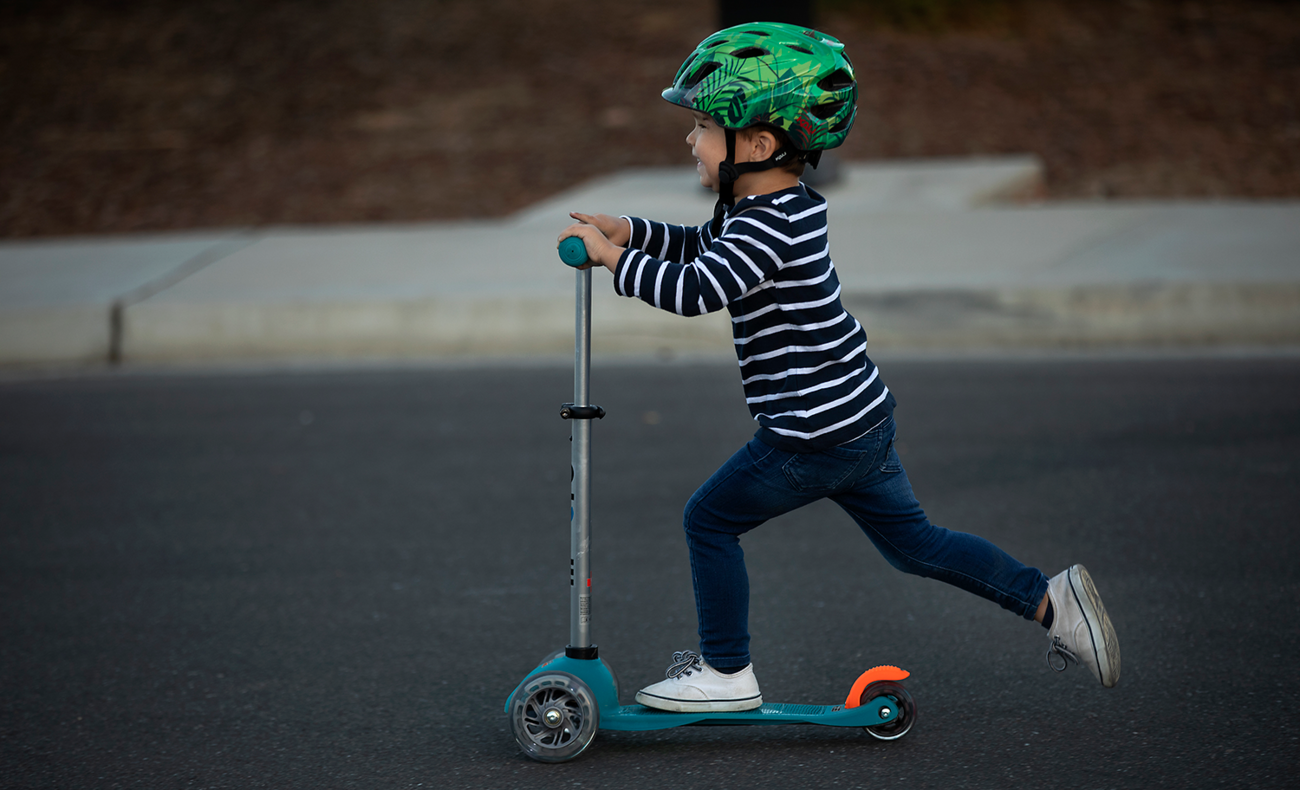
top-left (817, 69), bottom-right (854, 91)
top-left (788, 45), bottom-right (813, 54)
top-left (731, 47), bottom-right (770, 59)
top-left (684, 61), bottom-right (722, 89)
top-left (745, 30), bottom-right (771, 36)
top-left (809, 100), bottom-right (846, 120)
top-left (829, 115), bottom-right (853, 134)
top-left (705, 39), bottom-right (729, 49)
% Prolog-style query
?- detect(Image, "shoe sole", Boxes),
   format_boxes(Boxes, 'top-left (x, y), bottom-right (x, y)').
top-left (634, 691), bottom-right (763, 713)
top-left (1069, 564), bottom-right (1121, 688)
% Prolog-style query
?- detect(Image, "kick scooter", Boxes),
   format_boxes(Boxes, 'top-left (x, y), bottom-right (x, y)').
top-left (504, 237), bottom-right (918, 763)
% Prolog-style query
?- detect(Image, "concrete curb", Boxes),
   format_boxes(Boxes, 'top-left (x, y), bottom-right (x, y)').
top-left (120, 294), bottom-right (736, 362)
top-left (0, 230), bottom-right (250, 365)
top-left (847, 282), bottom-right (1300, 350)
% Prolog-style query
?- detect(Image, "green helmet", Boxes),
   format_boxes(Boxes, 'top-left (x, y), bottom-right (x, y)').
top-left (662, 21), bottom-right (857, 153)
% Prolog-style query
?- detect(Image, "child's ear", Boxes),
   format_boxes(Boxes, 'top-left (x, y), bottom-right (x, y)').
top-left (741, 128), bottom-right (779, 162)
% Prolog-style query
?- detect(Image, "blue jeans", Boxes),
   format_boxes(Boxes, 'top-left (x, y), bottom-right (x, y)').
top-left (683, 415), bottom-right (1050, 670)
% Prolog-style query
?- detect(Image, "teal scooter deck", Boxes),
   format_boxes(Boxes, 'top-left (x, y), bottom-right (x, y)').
top-left (601, 699), bottom-right (899, 730)
top-left (507, 654), bottom-right (907, 732)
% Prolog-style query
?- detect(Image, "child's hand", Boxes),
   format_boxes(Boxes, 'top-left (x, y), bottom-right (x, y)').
top-left (569, 212), bottom-right (630, 247)
top-left (559, 216), bottom-right (626, 274)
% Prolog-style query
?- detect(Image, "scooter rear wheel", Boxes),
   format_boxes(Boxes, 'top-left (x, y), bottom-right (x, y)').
top-left (860, 681), bottom-right (916, 741)
top-left (509, 671), bottom-right (599, 762)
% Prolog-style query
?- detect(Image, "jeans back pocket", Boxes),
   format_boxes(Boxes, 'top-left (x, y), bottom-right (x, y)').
top-left (781, 434), bottom-right (883, 494)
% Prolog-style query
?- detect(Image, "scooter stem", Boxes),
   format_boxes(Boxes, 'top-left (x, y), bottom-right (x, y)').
top-left (569, 267), bottom-right (594, 655)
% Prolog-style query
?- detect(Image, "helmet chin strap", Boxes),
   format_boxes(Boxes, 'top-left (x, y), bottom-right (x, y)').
top-left (710, 128), bottom-right (795, 238)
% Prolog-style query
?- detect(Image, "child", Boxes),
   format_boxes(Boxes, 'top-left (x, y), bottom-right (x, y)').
top-left (558, 22), bottom-right (1119, 713)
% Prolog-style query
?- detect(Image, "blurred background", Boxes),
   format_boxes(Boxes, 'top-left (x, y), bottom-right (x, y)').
top-left (3, 0), bottom-right (1298, 238)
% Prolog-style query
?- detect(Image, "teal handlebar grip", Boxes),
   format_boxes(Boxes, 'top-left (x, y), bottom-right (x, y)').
top-left (558, 236), bottom-right (589, 267)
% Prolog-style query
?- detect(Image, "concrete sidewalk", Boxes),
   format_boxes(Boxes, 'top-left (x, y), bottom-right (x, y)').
top-left (2, 155), bottom-right (1298, 367)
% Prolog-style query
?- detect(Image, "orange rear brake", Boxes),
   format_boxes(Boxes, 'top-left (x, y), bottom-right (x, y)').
top-left (844, 665), bottom-right (911, 708)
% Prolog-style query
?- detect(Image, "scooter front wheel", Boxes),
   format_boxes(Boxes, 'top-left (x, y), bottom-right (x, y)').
top-left (860, 681), bottom-right (916, 741)
top-left (509, 671), bottom-right (599, 762)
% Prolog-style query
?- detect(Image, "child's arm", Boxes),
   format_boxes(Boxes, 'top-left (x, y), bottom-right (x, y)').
top-left (564, 211), bottom-right (706, 266)
top-left (621, 216), bottom-right (706, 264)
top-left (612, 208), bottom-right (782, 317)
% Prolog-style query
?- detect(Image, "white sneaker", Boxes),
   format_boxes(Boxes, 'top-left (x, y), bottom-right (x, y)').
top-left (1046, 564), bottom-right (1121, 688)
top-left (635, 651), bottom-right (763, 712)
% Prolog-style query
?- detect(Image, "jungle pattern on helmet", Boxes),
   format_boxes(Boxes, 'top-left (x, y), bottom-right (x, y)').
top-left (662, 22), bottom-right (858, 152)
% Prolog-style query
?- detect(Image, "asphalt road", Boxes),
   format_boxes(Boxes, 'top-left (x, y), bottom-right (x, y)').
top-left (2, 355), bottom-right (1298, 789)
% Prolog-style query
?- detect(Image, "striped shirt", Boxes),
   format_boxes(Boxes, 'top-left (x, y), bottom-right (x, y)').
top-left (614, 184), bottom-right (894, 452)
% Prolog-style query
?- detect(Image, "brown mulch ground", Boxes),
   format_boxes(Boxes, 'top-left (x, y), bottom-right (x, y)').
top-left (2, 0), bottom-right (1298, 238)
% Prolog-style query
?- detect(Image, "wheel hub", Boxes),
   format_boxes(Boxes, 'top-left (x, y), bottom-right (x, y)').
top-left (543, 707), bottom-right (564, 728)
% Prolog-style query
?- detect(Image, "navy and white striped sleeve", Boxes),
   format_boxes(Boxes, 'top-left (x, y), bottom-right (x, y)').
top-left (612, 212), bottom-right (783, 317)
top-left (618, 216), bottom-right (709, 266)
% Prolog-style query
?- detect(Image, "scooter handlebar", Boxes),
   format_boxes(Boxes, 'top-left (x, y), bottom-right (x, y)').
top-left (558, 236), bottom-right (589, 267)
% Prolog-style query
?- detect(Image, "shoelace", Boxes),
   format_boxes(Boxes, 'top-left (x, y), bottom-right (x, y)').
top-left (1047, 635), bottom-right (1078, 672)
top-left (665, 650), bottom-right (703, 679)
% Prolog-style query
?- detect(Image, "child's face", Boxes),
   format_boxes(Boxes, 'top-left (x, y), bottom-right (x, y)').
top-left (686, 111), bottom-right (727, 193)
